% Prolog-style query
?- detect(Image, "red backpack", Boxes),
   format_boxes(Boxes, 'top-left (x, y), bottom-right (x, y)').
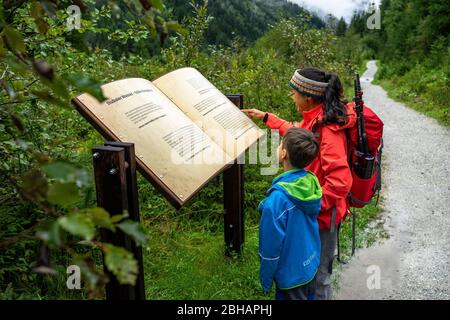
top-left (311, 101), bottom-right (384, 209)
top-left (346, 101), bottom-right (384, 208)
top-left (343, 100), bottom-right (384, 259)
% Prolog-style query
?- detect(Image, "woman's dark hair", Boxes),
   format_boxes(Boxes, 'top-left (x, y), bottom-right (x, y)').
top-left (298, 67), bottom-right (348, 126)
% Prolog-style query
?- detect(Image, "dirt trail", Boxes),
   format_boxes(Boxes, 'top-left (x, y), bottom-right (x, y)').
top-left (335, 60), bottom-right (450, 300)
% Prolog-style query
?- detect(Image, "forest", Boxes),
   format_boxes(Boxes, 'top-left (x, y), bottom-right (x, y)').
top-left (0, 0), bottom-right (448, 299)
top-left (345, 0), bottom-right (449, 126)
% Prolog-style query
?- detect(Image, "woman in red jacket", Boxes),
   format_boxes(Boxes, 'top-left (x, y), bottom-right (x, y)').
top-left (243, 67), bottom-right (356, 300)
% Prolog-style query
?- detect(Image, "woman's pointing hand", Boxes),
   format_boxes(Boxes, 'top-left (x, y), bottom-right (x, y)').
top-left (241, 108), bottom-right (266, 121)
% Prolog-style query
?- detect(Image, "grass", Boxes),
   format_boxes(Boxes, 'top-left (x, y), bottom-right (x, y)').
top-left (373, 60), bottom-right (450, 129)
top-left (141, 182), bottom-right (384, 300)
top-left (142, 209), bottom-right (270, 300)
top-left (358, 59), bottom-right (370, 76)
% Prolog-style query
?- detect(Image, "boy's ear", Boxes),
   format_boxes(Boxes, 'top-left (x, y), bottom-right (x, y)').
top-left (280, 147), bottom-right (288, 161)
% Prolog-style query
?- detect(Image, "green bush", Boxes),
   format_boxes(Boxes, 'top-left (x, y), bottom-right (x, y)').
top-left (375, 58), bottom-right (450, 128)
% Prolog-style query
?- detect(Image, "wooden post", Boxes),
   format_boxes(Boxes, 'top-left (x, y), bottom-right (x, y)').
top-left (92, 144), bottom-right (145, 300)
top-left (104, 142), bottom-right (145, 299)
top-left (223, 94), bottom-right (245, 255)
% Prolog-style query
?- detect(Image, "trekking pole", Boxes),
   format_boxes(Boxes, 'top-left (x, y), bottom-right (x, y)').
top-left (353, 74), bottom-right (375, 179)
top-left (336, 223), bottom-right (347, 264)
top-left (351, 208), bottom-right (356, 256)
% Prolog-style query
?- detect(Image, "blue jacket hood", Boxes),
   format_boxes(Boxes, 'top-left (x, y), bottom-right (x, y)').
top-left (268, 169), bottom-right (322, 217)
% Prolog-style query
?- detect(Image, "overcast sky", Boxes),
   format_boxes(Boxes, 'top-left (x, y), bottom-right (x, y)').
top-left (288, 0), bottom-right (381, 22)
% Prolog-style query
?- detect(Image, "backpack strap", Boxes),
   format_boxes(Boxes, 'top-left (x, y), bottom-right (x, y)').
top-left (348, 193), bottom-right (372, 207)
top-left (344, 127), bottom-right (353, 165)
top-left (311, 118), bottom-right (322, 142)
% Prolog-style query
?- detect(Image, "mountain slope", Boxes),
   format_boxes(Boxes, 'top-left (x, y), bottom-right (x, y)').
top-left (166, 0), bottom-right (325, 45)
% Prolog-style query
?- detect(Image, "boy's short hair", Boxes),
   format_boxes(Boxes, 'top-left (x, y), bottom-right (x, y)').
top-left (282, 127), bottom-right (319, 169)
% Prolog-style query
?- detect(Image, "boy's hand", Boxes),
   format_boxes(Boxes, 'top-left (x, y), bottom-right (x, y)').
top-left (241, 109), bottom-right (266, 120)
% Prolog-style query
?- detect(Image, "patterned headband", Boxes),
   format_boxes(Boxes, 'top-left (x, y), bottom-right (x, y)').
top-left (289, 70), bottom-right (329, 98)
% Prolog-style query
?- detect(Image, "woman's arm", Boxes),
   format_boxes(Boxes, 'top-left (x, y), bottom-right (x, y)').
top-left (242, 109), bottom-right (295, 136)
top-left (265, 113), bottom-right (295, 136)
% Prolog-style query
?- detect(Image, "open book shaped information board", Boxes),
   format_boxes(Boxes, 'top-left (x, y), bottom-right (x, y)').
top-left (72, 67), bottom-right (263, 209)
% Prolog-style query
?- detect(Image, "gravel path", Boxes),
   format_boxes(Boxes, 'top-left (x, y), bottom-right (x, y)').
top-left (335, 60), bottom-right (450, 300)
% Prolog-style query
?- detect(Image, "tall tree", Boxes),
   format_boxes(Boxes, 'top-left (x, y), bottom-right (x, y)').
top-left (336, 17), bottom-right (347, 36)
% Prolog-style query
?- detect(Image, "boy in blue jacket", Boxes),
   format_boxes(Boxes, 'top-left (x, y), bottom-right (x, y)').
top-left (259, 127), bottom-right (322, 300)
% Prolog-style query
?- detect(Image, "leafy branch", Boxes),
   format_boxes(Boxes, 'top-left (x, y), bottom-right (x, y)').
top-left (0, 0), bottom-right (180, 298)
